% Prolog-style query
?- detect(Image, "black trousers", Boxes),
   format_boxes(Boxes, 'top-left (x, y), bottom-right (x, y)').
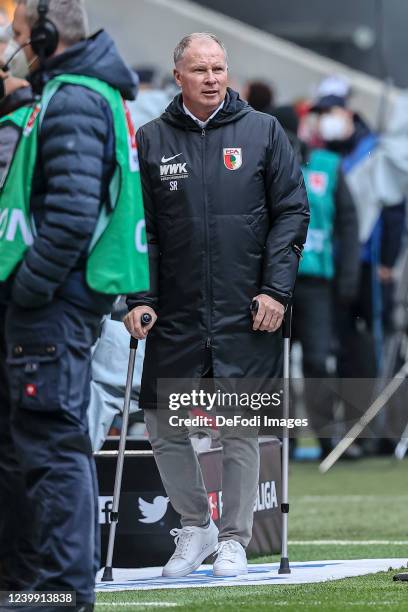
top-left (1, 299), bottom-right (101, 603)
top-left (292, 277), bottom-right (334, 446)
top-left (0, 304), bottom-right (39, 590)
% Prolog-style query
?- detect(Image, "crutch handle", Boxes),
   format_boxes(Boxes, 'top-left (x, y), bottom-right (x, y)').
top-left (129, 313), bottom-right (152, 349)
top-left (251, 299), bottom-right (292, 339)
top-left (250, 299), bottom-right (259, 314)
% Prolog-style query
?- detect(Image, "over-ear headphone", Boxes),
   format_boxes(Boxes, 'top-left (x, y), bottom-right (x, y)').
top-left (30, 0), bottom-right (59, 59)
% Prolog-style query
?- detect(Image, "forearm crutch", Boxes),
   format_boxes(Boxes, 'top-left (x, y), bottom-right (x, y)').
top-left (101, 313), bottom-right (151, 582)
top-left (250, 300), bottom-right (292, 574)
top-left (279, 304), bottom-right (292, 574)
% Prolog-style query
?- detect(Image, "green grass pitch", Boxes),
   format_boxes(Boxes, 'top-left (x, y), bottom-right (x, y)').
top-left (96, 456), bottom-right (408, 611)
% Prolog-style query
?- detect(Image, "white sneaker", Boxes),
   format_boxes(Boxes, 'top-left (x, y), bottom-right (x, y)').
top-left (162, 520), bottom-right (218, 578)
top-left (213, 540), bottom-right (248, 576)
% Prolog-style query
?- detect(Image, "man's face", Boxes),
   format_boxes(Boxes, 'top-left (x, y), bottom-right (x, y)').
top-left (174, 39), bottom-right (228, 120)
top-left (12, 4), bottom-right (37, 67)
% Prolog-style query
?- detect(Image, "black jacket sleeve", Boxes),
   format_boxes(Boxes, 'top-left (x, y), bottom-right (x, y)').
top-left (11, 84), bottom-right (113, 308)
top-left (333, 169), bottom-right (360, 301)
top-left (261, 118), bottom-right (310, 306)
top-left (126, 127), bottom-right (159, 312)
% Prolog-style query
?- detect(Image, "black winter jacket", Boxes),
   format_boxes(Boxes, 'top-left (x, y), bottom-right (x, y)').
top-left (2, 30), bottom-right (137, 315)
top-left (128, 91), bottom-right (309, 408)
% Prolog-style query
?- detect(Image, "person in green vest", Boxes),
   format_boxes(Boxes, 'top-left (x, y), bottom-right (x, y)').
top-left (0, 1), bottom-right (147, 608)
top-left (273, 105), bottom-right (360, 459)
top-left (0, 69), bottom-right (38, 594)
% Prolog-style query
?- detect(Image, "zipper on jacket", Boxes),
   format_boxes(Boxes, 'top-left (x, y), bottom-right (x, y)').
top-left (202, 128), bottom-right (213, 349)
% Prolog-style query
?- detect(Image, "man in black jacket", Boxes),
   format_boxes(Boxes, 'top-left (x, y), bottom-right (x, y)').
top-left (1, 0), bottom-right (137, 606)
top-left (125, 33), bottom-right (309, 577)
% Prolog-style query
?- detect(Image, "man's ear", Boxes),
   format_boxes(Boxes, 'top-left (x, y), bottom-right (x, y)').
top-left (173, 67), bottom-right (182, 88)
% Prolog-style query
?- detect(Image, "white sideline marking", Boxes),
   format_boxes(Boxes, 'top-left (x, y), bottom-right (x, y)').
top-left (296, 495), bottom-right (408, 502)
top-left (96, 602), bottom-right (398, 608)
top-left (289, 540), bottom-right (408, 545)
top-left (271, 603), bottom-right (397, 608)
top-left (95, 559), bottom-right (408, 591)
top-left (96, 604), bottom-right (178, 608)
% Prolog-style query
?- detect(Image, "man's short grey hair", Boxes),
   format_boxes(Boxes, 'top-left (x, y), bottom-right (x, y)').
top-left (174, 33), bottom-right (228, 65)
top-left (18, 0), bottom-right (89, 46)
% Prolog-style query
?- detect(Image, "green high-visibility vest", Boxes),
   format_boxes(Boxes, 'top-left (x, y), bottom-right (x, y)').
top-left (0, 74), bottom-right (149, 295)
top-left (299, 148), bottom-right (340, 279)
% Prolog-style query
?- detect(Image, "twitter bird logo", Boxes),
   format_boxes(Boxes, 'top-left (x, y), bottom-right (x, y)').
top-left (138, 496), bottom-right (170, 524)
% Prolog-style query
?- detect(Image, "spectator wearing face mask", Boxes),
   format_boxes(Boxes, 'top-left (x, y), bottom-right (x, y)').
top-left (0, 8), bottom-right (10, 60)
top-left (311, 76), bottom-right (406, 451)
top-left (0, 14), bottom-right (32, 103)
top-left (273, 104), bottom-right (360, 458)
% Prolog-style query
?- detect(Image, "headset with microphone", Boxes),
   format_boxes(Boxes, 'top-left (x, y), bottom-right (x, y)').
top-left (2, 0), bottom-right (59, 73)
top-left (30, 0), bottom-right (59, 60)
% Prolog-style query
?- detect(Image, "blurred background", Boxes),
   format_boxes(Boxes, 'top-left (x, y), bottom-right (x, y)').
top-left (3, 0), bottom-right (408, 461)
top-left (2, 0), bottom-right (408, 577)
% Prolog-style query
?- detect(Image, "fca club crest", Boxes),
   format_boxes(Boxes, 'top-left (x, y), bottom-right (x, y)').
top-left (223, 148), bottom-right (242, 170)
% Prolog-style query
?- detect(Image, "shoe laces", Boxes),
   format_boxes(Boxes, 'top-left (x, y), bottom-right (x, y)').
top-left (215, 540), bottom-right (241, 562)
top-left (169, 527), bottom-right (195, 559)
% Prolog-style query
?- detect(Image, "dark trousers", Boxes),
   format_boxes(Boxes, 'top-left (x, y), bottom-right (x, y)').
top-left (2, 299), bottom-right (101, 603)
top-left (0, 305), bottom-right (39, 590)
top-left (336, 265), bottom-right (379, 436)
top-left (336, 264), bottom-right (378, 380)
top-left (292, 278), bottom-right (334, 447)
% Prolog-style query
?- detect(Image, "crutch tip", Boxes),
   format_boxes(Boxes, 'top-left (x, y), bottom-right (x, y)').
top-left (101, 566), bottom-right (114, 582)
top-left (278, 557), bottom-right (291, 574)
top-left (318, 461), bottom-right (330, 474)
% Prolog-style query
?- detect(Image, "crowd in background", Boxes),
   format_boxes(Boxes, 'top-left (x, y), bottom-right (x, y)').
top-left (245, 75), bottom-right (408, 459)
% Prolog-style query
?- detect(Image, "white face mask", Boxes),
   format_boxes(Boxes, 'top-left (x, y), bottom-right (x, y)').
top-left (319, 113), bottom-right (350, 142)
top-left (3, 39), bottom-right (31, 79)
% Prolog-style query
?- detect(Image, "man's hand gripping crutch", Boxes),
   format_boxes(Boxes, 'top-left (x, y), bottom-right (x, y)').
top-left (101, 306), bottom-right (156, 581)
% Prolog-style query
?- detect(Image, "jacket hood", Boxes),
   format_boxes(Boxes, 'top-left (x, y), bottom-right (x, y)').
top-left (161, 88), bottom-right (251, 129)
top-left (30, 30), bottom-right (137, 100)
